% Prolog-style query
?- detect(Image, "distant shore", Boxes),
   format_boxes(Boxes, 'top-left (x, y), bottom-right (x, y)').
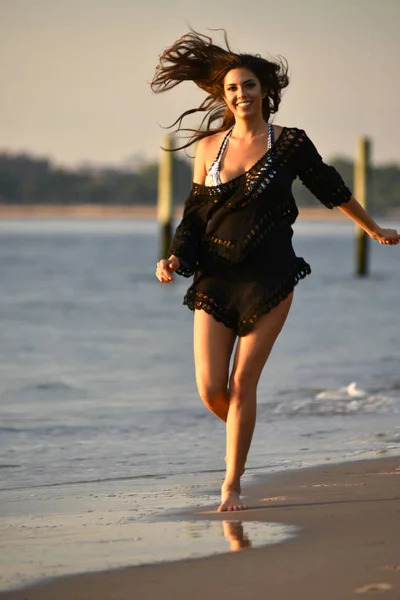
top-left (0, 204), bottom-right (353, 220)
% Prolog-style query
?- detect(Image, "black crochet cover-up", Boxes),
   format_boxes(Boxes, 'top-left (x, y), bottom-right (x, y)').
top-left (169, 127), bottom-right (352, 336)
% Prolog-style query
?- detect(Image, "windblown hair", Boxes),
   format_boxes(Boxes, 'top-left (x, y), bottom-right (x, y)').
top-left (151, 30), bottom-right (289, 151)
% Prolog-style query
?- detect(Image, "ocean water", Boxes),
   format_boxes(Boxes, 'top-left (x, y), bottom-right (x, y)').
top-left (0, 217), bottom-right (399, 588)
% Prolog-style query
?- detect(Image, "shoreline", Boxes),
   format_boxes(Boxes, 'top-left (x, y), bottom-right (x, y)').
top-left (0, 204), bottom-right (355, 220)
top-left (1, 454), bottom-right (399, 599)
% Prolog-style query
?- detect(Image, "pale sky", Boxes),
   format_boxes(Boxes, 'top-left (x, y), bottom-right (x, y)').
top-left (1, 0), bottom-right (399, 168)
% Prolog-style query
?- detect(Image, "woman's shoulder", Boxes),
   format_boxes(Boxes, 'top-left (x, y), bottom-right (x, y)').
top-left (277, 126), bottom-right (323, 168)
top-left (275, 125), bottom-right (312, 150)
top-left (197, 130), bottom-right (229, 153)
top-left (276, 124), bottom-right (306, 136)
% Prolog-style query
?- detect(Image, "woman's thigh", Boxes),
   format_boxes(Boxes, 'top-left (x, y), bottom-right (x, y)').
top-left (193, 310), bottom-right (237, 395)
top-left (230, 292), bottom-right (294, 391)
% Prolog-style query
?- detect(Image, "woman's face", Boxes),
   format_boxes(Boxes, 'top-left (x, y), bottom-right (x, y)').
top-left (223, 67), bottom-right (265, 119)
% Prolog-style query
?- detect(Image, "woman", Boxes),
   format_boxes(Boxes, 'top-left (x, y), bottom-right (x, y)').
top-left (152, 31), bottom-right (400, 512)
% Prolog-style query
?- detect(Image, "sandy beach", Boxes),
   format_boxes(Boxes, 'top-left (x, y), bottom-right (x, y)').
top-left (0, 204), bottom-right (351, 221)
top-left (1, 455), bottom-right (399, 600)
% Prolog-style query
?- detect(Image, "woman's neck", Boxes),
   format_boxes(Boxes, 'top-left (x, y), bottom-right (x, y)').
top-left (231, 117), bottom-right (268, 141)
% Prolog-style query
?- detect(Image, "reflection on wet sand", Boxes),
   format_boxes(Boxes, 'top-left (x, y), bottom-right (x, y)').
top-left (222, 521), bottom-right (252, 552)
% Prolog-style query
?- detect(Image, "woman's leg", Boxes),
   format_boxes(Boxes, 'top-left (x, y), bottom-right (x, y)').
top-left (193, 310), bottom-right (237, 422)
top-left (219, 292), bottom-right (294, 511)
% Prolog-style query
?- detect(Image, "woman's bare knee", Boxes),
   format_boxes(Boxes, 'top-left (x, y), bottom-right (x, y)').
top-left (196, 378), bottom-right (227, 408)
top-left (196, 377), bottom-right (229, 421)
top-left (229, 371), bottom-right (258, 405)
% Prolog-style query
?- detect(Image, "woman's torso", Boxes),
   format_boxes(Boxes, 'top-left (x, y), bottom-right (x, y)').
top-left (204, 123), bottom-right (283, 186)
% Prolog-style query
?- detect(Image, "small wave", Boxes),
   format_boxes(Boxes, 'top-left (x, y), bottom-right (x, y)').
top-left (316, 381), bottom-right (367, 400)
top-left (34, 381), bottom-right (77, 391)
top-left (0, 424), bottom-right (101, 435)
top-left (2, 380), bottom-right (88, 403)
top-left (371, 432), bottom-right (400, 444)
top-left (0, 472), bottom-right (169, 492)
top-left (269, 382), bottom-right (396, 417)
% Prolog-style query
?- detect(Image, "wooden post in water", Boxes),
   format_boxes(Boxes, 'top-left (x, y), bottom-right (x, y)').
top-left (354, 137), bottom-right (371, 277)
top-left (157, 136), bottom-right (174, 259)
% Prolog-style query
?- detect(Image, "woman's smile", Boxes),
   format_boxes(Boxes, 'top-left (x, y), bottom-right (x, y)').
top-left (236, 100), bottom-right (252, 109)
top-left (223, 67), bottom-right (264, 118)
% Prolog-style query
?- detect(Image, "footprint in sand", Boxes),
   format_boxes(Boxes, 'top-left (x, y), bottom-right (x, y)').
top-left (381, 564), bottom-right (400, 572)
top-left (260, 496), bottom-right (287, 502)
top-left (354, 582), bottom-right (393, 593)
top-left (309, 483), bottom-right (366, 488)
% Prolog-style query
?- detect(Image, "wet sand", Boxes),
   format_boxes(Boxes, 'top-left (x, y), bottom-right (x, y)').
top-left (1, 455), bottom-right (399, 600)
top-left (0, 204), bottom-right (350, 220)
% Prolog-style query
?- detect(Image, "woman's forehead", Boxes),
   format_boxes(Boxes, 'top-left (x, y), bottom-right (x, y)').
top-left (224, 67), bottom-right (257, 85)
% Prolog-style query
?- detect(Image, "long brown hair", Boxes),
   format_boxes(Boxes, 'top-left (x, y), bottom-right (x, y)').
top-left (151, 30), bottom-right (289, 151)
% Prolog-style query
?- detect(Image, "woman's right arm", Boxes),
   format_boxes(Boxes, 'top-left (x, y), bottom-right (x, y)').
top-left (156, 138), bottom-right (209, 283)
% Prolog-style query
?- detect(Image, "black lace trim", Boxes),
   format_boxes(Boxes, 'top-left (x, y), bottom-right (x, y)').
top-left (175, 261), bottom-right (195, 278)
top-left (296, 134), bottom-right (353, 208)
top-left (188, 129), bottom-right (305, 263)
top-left (298, 164), bottom-right (352, 209)
top-left (239, 263), bottom-right (311, 335)
top-left (184, 290), bottom-right (238, 331)
top-left (191, 126), bottom-right (300, 205)
top-left (183, 261), bottom-right (311, 337)
top-left (168, 193), bottom-right (217, 277)
top-left (204, 199), bottom-right (298, 262)
top-left (168, 127), bottom-right (352, 276)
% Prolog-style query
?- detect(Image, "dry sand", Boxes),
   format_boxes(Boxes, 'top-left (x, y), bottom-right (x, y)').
top-left (1, 456), bottom-right (399, 600)
top-left (0, 204), bottom-right (350, 221)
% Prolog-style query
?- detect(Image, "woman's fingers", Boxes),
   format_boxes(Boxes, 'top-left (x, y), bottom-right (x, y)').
top-left (155, 259), bottom-right (174, 283)
top-left (376, 228), bottom-right (400, 245)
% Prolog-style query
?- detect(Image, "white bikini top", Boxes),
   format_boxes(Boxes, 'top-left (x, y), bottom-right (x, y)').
top-left (205, 123), bottom-right (274, 187)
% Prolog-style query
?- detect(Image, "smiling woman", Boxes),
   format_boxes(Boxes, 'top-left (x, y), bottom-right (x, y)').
top-left (225, 72), bottom-right (262, 117)
top-left (150, 30), bottom-right (400, 513)
top-left (151, 31), bottom-right (288, 150)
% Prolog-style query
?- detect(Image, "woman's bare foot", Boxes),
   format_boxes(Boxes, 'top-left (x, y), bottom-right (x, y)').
top-left (218, 485), bottom-right (248, 512)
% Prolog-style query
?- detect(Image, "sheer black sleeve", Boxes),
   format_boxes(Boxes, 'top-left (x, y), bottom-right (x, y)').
top-left (297, 131), bottom-right (352, 209)
top-left (168, 186), bottom-right (212, 277)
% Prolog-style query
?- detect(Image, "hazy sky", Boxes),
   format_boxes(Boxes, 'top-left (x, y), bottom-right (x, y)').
top-left (1, 0), bottom-right (399, 168)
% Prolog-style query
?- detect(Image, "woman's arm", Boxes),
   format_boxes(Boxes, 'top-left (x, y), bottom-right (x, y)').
top-left (156, 139), bottom-right (211, 282)
top-left (337, 197), bottom-right (400, 245)
top-left (296, 130), bottom-right (400, 246)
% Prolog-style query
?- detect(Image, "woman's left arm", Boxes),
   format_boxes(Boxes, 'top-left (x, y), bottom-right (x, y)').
top-left (337, 197), bottom-right (400, 246)
top-left (297, 130), bottom-right (400, 246)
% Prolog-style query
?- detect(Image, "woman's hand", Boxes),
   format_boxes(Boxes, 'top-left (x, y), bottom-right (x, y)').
top-left (155, 255), bottom-right (180, 283)
top-left (370, 228), bottom-right (400, 245)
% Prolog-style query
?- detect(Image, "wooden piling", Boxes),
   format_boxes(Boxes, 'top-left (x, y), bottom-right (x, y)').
top-left (353, 138), bottom-right (371, 277)
top-left (157, 136), bottom-right (174, 259)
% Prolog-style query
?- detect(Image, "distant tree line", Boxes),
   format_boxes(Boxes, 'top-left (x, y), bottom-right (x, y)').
top-left (0, 151), bottom-right (399, 215)
top-left (0, 152), bottom-right (193, 207)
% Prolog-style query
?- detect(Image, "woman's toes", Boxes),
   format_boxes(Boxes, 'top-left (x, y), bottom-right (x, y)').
top-left (218, 489), bottom-right (248, 512)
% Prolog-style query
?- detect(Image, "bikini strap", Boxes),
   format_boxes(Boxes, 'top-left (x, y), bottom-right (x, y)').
top-left (267, 122), bottom-right (274, 149)
top-left (210, 128), bottom-right (233, 169)
top-left (207, 124), bottom-right (273, 184)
